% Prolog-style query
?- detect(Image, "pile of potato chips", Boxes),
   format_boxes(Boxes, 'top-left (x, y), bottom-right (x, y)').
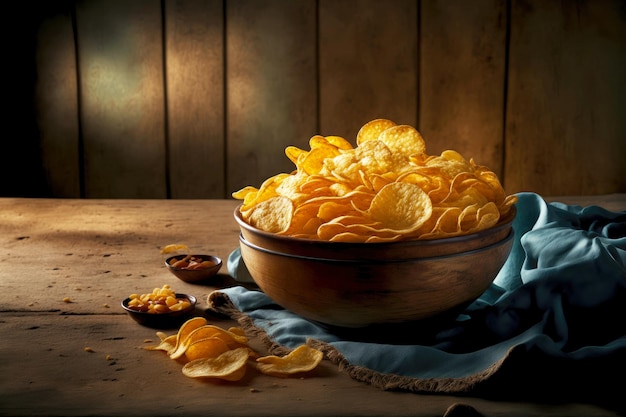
top-left (146, 317), bottom-right (323, 381)
top-left (233, 118), bottom-right (517, 243)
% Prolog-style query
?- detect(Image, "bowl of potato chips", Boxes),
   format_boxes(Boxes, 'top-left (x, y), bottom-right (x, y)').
top-left (232, 119), bottom-right (517, 328)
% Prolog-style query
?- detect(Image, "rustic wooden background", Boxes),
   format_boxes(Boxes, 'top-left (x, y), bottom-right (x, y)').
top-left (5, 0), bottom-right (626, 199)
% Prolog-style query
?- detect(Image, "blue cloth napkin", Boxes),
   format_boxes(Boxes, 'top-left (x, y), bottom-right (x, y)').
top-left (212, 192), bottom-right (626, 405)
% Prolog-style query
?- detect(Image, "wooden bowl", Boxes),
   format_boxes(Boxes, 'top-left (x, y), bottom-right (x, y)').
top-left (234, 206), bottom-right (515, 260)
top-left (235, 205), bottom-right (516, 328)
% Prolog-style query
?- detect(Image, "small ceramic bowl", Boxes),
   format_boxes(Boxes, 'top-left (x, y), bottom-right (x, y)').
top-left (165, 254), bottom-right (223, 283)
top-left (121, 294), bottom-right (197, 328)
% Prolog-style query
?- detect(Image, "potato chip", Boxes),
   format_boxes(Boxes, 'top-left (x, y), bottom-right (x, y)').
top-left (182, 347), bottom-right (250, 381)
top-left (170, 324), bottom-right (249, 360)
top-left (145, 334), bottom-right (177, 355)
top-left (185, 337), bottom-right (231, 362)
top-left (324, 135), bottom-right (353, 150)
top-left (366, 182), bottom-right (433, 232)
top-left (256, 345), bottom-right (323, 377)
top-left (283, 203), bottom-right (323, 236)
top-left (227, 327), bottom-right (246, 337)
top-left (424, 150), bottom-right (471, 179)
top-left (356, 118), bottom-right (397, 145)
top-left (156, 331), bottom-right (169, 341)
top-left (364, 233), bottom-right (403, 243)
top-left (301, 146), bottom-right (341, 175)
top-left (471, 202), bottom-right (500, 232)
top-left (317, 201), bottom-right (361, 222)
top-left (285, 145), bottom-right (308, 165)
top-left (377, 124), bottom-right (426, 156)
top-left (146, 318), bottom-right (324, 381)
top-left (169, 317), bottom-right (208, 357)
top-left (231, 185), bottom-right (258, 201)
top-left (232, 118), bottom-right (518, 242)
top-left (369, 173), bottom-right (395, 193)
top-left (160, 243), bottom-right (190, 254)
top-left (244, 196), bottom-right (294, 234)
top-left (238, 173), bottom-right (291, 212)
top-left (308, 135), bottom-right (330, 149)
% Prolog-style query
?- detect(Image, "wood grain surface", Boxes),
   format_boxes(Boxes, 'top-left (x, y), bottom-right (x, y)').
top-left (0, 196), bottom-right (623, 416)
top-left (166, 0), bottom-right (226, 198)
top-left (76, 0), bottom-right (168, 198)
top-left (6, 0), bottom-right (626, 199)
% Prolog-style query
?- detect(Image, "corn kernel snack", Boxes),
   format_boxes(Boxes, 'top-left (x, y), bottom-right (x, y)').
top-left (126, 285), bottom-right (191, 314)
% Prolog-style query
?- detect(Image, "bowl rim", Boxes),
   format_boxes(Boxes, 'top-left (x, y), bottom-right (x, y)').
top-left (121, 293), bottom-right (197, 315)
top-left (164, 254), bottom-right (223, 271)
top-left (239, 229), bottom-right (514, 263)
top-left (234, 204), bottom-right (516, 247)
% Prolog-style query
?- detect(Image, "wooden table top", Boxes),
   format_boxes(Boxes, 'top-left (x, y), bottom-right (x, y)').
top-left (1, 195), bottom-right (624, 417)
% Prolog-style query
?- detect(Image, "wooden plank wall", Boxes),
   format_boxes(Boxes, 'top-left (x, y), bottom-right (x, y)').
top-left (5, 0), bottom-right (626, 199)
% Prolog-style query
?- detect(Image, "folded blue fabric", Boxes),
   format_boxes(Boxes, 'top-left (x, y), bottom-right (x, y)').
top-left (217, 192), bottom-right (626, 398)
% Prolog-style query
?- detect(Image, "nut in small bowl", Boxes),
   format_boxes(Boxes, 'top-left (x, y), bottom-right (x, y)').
top-left (121, 293), bottom-right (197, 328)
top-left (165, 254), bottom-right (223, 283)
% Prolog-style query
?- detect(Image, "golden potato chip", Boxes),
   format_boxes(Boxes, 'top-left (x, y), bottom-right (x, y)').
top-left (356, 118), bottom-right (397, 145)
top-left (364, 233), bottom-right (403, 243)
top-left (182, 347), bottom-right (250, 381)
top-left (231, 185), bottom-right (258, 201)
top-left (227, 327), bottom-right (246, 337)
top-left (317, 201), bottom-right (361, 222)
top-left (299, 175), bottom-right (335, 193)
top-left (499, 195), bottom-right (518, 219)
top-left (148, 318), bottom-right (315, 381)
top-left (432, 207), bottom-right (464, 234)
top-left (145, 334), bottom-right (178, 355)
top-left (170, 324), bottom-right (250, 360)
top-left (354, 140), bottom-right (396, 175)
top-left (273, 171), bottom-right (309, 203)
top-left (185, 337), bottom-right (231, 362)
top-left (377, 124), bottom-right (426, 156)
top-left (471, 202), bottom-right (500, 232)
top-left (156, 331), bottom-right (169, 341)
top-left (318, 226), bottom-right (356, 242)
top-left (369, 173), bottom-right (395, 193)
top-left (424, 150), bottom-right (471, 179)
top-left (285, 145), bottom-right (308, 165)
top-left (237, 173), bottom-right (291, 211)
top-left (366, 182), bottom-right (433, 232)
top-left (169, 317), bottom-right (208, 357)
top-left (320, 152), bottom-right (358, 184)
top-left (325, 226), bottom-right (401, 243)
top-left (232, 118), bottom-right (518, 242)
top-left (283, 203), bottom-right (323, 236)
top-left (300, 217), bottom-right (323, 237)
top-left (308, 135), bottom-right (330, 149)
top-left (160, 243), bottom-right (190, 254)
top-left (245, 196), bottom-right (294, 234)
top-left (458, 204), bottom-right (480, 232)
top-left (301, 146), bottom-right (341, 175)
top-left (256, 345), bottom-right (323, 377)
top-left (324, 135), bottom-right (353, 150)
top-left (325, 231), bottom-right (368, 243)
